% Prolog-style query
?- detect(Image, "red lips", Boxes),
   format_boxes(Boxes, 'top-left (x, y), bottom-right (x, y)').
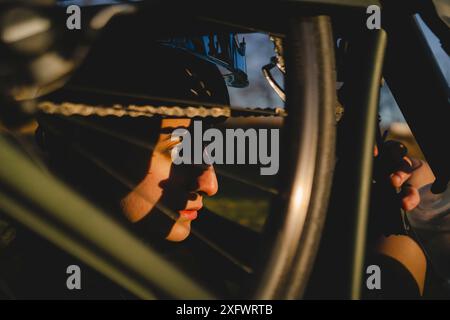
top-left (179, 207), bottom-right (201, 220)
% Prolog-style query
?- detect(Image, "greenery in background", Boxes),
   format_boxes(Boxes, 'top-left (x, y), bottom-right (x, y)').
top-left (204, 164), bottom-right (276, 232)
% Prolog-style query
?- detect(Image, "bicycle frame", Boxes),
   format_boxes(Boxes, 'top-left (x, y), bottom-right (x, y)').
top-left (0, 0), bottom-right (448, 299)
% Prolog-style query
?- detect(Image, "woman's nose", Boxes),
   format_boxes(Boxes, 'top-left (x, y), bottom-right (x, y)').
top-left (195, 165), bottom-right (218, 196)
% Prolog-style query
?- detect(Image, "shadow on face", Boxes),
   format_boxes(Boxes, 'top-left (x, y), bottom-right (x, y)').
top-left (117, 118), bottom-right (219, 242)
top-left (37, 115), bottom-right (218, 242)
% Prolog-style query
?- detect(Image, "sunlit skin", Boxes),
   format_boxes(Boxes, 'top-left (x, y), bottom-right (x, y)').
top-left (119, 118), bottom-right (218, 242)
top-left (374, 145), bottom-right (435, 294)
top-left (118, 135), bottom-right (423, 246)
top-left (373, 145), bottom-right (422, 211)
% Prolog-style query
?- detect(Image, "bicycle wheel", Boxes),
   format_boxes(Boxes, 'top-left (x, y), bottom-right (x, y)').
top-left (0, 4), bottom-right (337, 299)
top-left (253, 15), bottom-right (336, 299)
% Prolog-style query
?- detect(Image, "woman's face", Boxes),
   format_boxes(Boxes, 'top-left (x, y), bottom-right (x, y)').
top-left (119, 118), bottom-right (218, 242)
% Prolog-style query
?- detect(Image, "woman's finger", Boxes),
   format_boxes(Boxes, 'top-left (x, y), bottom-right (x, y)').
top-left (391, 170), bottom-right (412, 188)
top-left (401, 186), bottom-right (420, 212)
top-left (390, 157), bottom-right (414, 188)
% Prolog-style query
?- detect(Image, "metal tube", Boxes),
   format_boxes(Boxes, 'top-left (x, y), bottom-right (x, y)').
top-left (346, 30), bottom-right (387, 299)
top-left (383, 14), bottom-right (450, 194)
top-left (307, 29), bottom-right (387, 299)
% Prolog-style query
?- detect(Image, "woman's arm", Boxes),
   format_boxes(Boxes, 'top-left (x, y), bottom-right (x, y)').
top-left (373, 156), bottom-right (435, 297)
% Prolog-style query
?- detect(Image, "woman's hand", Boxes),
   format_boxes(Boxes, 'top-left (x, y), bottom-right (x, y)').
top-left (390, 156), bottom-right (436, 212)
top-left (390, 157), bottom-right (421, 212)
top-left (375, 150), bottom-right (436, 296)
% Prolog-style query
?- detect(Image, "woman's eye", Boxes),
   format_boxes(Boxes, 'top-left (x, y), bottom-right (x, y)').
top-left (165, 144), bottom-right (178, 154)
top-left (169, 138), bottom-right (183, 149)
top-left (160, 139), bottom-right (182, 157)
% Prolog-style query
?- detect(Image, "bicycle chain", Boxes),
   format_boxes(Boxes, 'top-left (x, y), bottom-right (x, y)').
top-left (37, 101), bottom-right (230, 118)
top-left (37, 101), bottom-right (287, 118)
